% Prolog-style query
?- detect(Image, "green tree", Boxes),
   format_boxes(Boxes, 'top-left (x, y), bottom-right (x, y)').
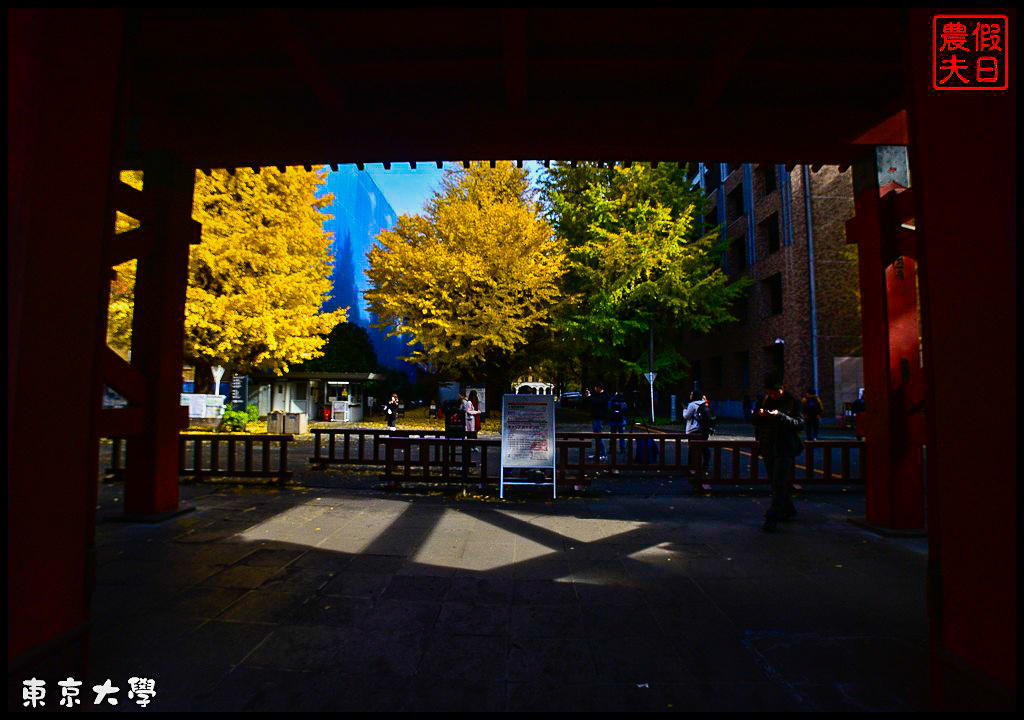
top-left (365, 162), bottom-right (564, 388)
top-left (293, 321), bottom-right (378, 373)
top-left (108, 166), bottom-right (346, 387)
top-left (540, 162), bottom-right (750, 389)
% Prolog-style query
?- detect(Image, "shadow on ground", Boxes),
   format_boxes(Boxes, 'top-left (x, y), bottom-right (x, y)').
top-left (79, 463), bottom-right (930, 712)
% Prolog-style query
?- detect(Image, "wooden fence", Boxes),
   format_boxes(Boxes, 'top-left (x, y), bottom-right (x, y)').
top-left (556, 432), bottom-right (865, 488)
top-left (379, 437), bottom-right (593, 490)
top-left (310, 428), bottom-right (448, 469)
top-left (103, 433), bottom-right (294, 483)
top-left (312, 429), bottom-right (864, 489)
top-left (103, 429), bottom-right (864, 490)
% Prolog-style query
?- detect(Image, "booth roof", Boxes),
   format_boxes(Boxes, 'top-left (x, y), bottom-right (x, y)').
top-left (248, 372), bottom-right (385, 382)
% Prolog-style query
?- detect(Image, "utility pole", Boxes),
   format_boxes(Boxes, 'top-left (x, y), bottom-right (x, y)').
top-left (645, 309), bottom-right (656, 424)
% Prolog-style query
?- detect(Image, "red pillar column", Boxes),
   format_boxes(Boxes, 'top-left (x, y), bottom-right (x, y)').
top-left (884, 256), bottom-right (925, 529)
top-left (8, 8), bottom-right (124, 681)
top-left (907, 8), bottom-right (1016, 709)
top-left (123, 158), bottom-right (195, 517)
top-left (847, 151), bottom-right (899, 528)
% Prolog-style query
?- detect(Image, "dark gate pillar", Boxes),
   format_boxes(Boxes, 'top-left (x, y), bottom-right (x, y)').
top-left (123, 158), bottom-right (196, 517)
top-left (907, 8), bottom-right (1016, 710)
top-left (846, 148), bottom-right (925, 530)
top-left (7, 8), bottom-right (124, 687)
top-left (884, 256), bottom-right (926, 528)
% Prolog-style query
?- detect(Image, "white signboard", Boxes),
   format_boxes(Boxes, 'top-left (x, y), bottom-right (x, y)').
top-left (500, 394), bottom-right (556, 499)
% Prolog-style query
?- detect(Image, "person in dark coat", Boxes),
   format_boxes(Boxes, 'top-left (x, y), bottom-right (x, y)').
top-left (590, 382), bottom-right (609, 461)
top-left (385, 393), bottom-right (400, 431)
top-left (752, 374), bottom-right (804, 531)
top-left (802, 388), bottom-right (824, 441)
top-left (608, 391), bottom-right (628, 456)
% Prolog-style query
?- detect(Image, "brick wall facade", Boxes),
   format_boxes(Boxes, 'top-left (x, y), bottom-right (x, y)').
top-left (685, 164), bottom-right (861, 418)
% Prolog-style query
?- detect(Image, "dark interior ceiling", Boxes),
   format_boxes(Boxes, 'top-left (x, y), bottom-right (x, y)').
top-left (118, 8), bottom-right (910, 170)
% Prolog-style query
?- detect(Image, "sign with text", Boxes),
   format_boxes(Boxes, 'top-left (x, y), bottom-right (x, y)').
top-left (500, 393), bottom-right (557, 499)
top-left (500, 394), bottom-right (555, 468)
top-left (230, 375), bottom-right (249, 411)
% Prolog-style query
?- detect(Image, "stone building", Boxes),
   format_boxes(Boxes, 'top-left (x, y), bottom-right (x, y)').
top-left (683, 163), bottom-right (863, 419)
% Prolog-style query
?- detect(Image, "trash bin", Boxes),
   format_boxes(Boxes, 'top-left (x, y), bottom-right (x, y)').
top-left (267, 411), bottom-right (284, 433)
top-left (283, 412), bottom-right (307, 435)
top-left (442, 399), bottom-right (466, 439)
top-left (442, 399), bottom-right (466, 467)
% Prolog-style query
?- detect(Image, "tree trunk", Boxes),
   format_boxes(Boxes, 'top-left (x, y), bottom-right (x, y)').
top-left (191, 358), bottom-right (213, 394)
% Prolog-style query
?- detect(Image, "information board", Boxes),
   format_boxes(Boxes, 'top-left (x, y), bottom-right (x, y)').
top-left (500, 394), bottom-right (556, 499)
top-left (230, 375), bottom-right (249, 411)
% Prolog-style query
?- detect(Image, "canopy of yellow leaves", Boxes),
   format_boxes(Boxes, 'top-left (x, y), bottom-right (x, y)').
top-left (107, 166), bottom-right (345, 374)
top-left (365, 162), bottom-right (564, 377)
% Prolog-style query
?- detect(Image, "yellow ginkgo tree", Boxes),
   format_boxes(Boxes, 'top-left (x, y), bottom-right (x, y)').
top-left (107, 166), bottom-right (346, 386)
top-left (365, 162), bottom-right (564, 384)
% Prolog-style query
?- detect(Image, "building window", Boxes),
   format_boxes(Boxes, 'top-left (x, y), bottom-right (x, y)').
top-left (711, 356), bottom-right (723, 391)
top-left (764, 343), bottom-right (785, 380)
top-left (704, 164), bottom-right (721, 190)
top-left (732, 295), bottom-right (749, 324)
top-left (704, 208), bottom-right (718, 230)
top-left (759, 164), bottom-right (777, 196)
top-left (729, 236), bottom-right (747, 276)
top-left (736, 351), bottom-right (750, 391)
top-left (727, 185), bottom-right (744, 224)
top-left (763, 273), bottom-right (783, 316)
top-left (759, 213), bottom-right (781, 256)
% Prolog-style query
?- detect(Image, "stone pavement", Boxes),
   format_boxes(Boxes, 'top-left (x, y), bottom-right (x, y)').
top-left (84, 470), bottom-right (930, 712)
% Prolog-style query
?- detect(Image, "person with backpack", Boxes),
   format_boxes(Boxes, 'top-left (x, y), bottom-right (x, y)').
top-left (802, 388), bottom-right (824, 441)
top-left (683, 390), bottom-right (713, 475)
top-left (589, 382), bottom-right (609, 461)
top-left (608, 390), bottom-right (628, 457)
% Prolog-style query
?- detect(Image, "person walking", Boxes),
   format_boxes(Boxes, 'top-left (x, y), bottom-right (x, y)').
top-left (802, 388), bottom-right (824, 441)
top-left (752, 374), bottom-right (805, 532)
top-left (590, 382), bottom-right (609, 461)
top-left (683, 390), bottom-right (712, 474)
top-left (385, 393), bottom-right (400, 432)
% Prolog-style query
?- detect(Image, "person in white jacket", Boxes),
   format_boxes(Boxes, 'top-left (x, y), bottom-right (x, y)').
top-left (682, 390), bottom-right (711, 473)
top-left (461, 392), bottom-right (482, 438)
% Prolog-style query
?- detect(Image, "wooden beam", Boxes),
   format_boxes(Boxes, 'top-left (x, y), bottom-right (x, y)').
top-left (104, 227), bottom-right (153, 267)
top-left (96, 408), bottom-right (145, 437)
top-left (100, 345), bottom-right (147, 405)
